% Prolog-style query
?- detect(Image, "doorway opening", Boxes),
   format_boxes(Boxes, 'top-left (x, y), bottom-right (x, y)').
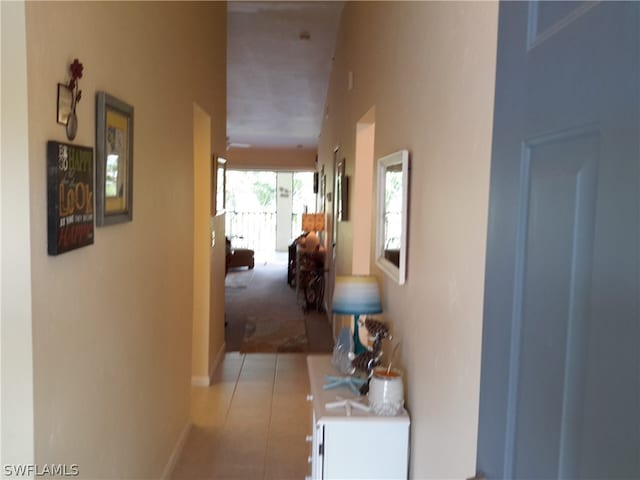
top-left (224, 169), bottom-right (317, 259)
top-left (223, 169), bottom-right (332, 353)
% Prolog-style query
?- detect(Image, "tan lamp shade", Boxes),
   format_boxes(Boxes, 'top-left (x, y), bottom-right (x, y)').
top-left (302, 213), bottom-right (325, 232)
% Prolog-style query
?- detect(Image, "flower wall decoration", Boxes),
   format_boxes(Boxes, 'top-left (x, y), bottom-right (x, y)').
top-left (65, 58), bottom-right (83, 140)
top-left (68, 59), bottom-right (83, 107)
top-left (57, 58), bottom-right (84, 141)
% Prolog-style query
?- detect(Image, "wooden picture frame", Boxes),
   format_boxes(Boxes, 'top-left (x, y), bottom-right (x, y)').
top-left (96, 91), bottom-right (134, 226)
top-left (319, 165), bottom-right (326, 213)
top-left (336, 158), bottom-right (349, 222)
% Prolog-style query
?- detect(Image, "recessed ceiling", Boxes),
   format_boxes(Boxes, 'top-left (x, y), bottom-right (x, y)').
top-left (227, 1), bottom-right (344, 150)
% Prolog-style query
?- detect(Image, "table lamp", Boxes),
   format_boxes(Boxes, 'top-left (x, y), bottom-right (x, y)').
top-left (332, 276), bottom-right (382, 354)
top-left (300, 213), bottom-right (326, 253)
top-left (301, 213), bottom-right (325, 233)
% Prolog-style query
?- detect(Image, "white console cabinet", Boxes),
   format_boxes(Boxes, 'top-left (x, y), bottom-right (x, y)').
top-left (306, 355), bottom-right (410, 480)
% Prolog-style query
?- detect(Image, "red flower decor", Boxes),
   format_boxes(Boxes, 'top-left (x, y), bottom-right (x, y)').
top-left (67, 58), bottom-right (83, 112)
top-left (70, 59), bottom-right (83, 79)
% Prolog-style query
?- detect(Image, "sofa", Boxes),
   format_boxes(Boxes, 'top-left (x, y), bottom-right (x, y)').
top-left (226, 237), bottom-right (254, 273)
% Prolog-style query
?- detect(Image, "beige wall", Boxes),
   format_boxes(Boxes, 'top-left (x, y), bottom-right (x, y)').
top-left (352, 114), bottom-right (375, 275)
top-left (192, 104), bottom-right (212, 383)
top-left (1, 0), bottom-right (35, 470)
top-left (318, 2), bottom-right (498, 478)
top-left (192, 103), bottom-right (226, 386)
top-left (225, 147), bottom-right (316, 171)
top-left (24, 2), bottom-right (226, 478)
top-left (208, 214), bottom-right (226, 376)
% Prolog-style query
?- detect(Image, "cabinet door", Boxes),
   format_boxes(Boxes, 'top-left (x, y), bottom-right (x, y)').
top-left (324, 422), bottom-right (408, 479)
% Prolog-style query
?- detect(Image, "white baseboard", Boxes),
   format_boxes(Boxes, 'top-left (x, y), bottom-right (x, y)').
top-left (191, 375), bottom-right (210, 387)
top-left (191, 342), bottom-right (226, 387)
top-left (161, 422), bottom-right (191, 480)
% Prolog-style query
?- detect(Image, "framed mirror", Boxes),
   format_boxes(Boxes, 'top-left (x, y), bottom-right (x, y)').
top-left (376, 149), bottom-right (409, 285)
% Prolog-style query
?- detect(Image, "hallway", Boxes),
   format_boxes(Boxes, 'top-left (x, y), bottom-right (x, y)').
top-left (225, 251), bottom-right (333, 353)
top-left (172, 354), bottom-right (311, 480)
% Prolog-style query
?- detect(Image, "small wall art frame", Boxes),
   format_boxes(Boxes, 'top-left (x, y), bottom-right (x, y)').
top-left (95, 91), bottom-right (134, 226)
top-left (215, 156), bottom-right (227, 215)
top-left (56, 83), bottom-right (73, 126)
top-left (46, 141), bottom-right (94, 255)
top-left (336, 158), bottom-right (349, 222)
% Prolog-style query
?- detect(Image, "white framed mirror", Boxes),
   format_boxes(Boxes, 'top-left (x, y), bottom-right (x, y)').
top-left (375, 149), bottom-right (409, 285)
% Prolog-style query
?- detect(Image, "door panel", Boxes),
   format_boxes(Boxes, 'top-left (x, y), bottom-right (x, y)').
top-left (528, 1), bottom-right (597, 49)
top-left (510, 129), bottom-right (598, 479)
top-left (477, 2), bottom-right (639, 479)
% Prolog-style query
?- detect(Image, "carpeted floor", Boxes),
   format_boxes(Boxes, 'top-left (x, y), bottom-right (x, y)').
top-left (224, 253), bottom-right (333, 353)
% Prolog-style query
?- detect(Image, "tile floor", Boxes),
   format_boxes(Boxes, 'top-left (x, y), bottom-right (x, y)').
top-left (172, 353), bottom-right (312, 480)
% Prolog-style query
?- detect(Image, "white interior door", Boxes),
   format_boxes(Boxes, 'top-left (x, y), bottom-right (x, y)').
top-left (477, 2), bottom-right (639, 478)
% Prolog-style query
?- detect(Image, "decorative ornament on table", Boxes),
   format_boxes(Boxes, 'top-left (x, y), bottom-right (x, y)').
top-left (369, 366), bottom-right (405, 416)
top-left (327, 326), bottom-right (368, 399)
top-left (351, 350), bottom-right (382, 375)
top-left (351, 317), bottom-right (392, 394)
top-left (332, 326), bottom-right (355, 375)
top-left (369, 340), bottom-right (404, 415)
top-left (364, 318), bottom-right (390, 348)
top-left (64, 59), bottom-right (84, 140)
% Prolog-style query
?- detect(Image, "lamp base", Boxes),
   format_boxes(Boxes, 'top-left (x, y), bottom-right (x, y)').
top-left (353, 314), bottom-right (367, 355)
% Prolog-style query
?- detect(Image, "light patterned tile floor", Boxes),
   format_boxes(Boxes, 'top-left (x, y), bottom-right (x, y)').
top-left (172, 353), bottom-right (312, 480)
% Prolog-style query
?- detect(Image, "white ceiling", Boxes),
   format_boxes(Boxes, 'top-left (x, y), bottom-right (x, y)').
top-left (227, 1), bottom-right (344, 150)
